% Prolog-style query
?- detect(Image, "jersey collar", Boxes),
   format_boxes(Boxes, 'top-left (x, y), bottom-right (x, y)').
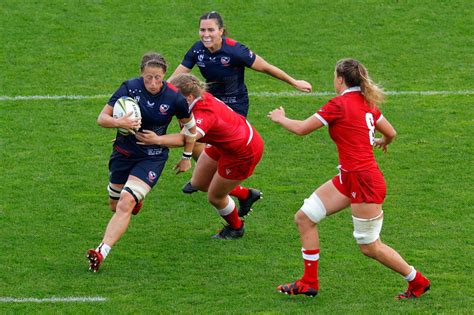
top-left (341, 86), bottom-right (361, 95)
top-left (189, 96), bottom-right (202, 111)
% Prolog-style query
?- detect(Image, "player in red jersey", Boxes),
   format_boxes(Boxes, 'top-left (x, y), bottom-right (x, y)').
top-left (136, 73), bottom-right (264, 239)
top-left (268, 59), bottom-right (430, 299)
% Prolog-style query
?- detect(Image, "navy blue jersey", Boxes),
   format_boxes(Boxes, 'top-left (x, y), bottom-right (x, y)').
top-left (181, 37), bottom-right (256, 117)
top-left (108, 77), bottom-right (190, 158)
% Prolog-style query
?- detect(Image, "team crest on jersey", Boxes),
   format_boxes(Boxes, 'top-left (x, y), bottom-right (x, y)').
top-left (148, 171), bottom-right (157, 183)
top-left (198, 54), bottom-right (204, 61)
top-left (159, 104), bottom-right (170, 114)
top-left (225, 168), bottom-right (232, 175)
top-left (351, 192), bottom-right (357, 199)
top-left (221, 56), bottom-right (230, 65)
top-left (135, 96), bottom-right (140, 103)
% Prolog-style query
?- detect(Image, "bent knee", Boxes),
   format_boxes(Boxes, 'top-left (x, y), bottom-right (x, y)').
top-left (295, 210), bottom-right (316, 228)
top-left (300, 192), bottom-right (327, 223)
top-left (115, 194), bottom-right (137, 215)
top-left (358, 240), bottom-right (381, 258)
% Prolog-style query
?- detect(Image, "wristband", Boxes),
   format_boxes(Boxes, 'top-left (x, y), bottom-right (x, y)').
top-left (182, 152), bottom-right (193, 160)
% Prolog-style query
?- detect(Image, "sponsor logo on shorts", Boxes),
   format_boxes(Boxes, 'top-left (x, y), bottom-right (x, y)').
top-left (148, 171), bottom-right (157, 183)
top-left (351, 192), bottom-right (357, 199)
top-left (226, 168), bottom-right (232, 175)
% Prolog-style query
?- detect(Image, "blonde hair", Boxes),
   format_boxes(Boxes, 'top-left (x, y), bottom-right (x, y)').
top-left (169, 73), bottom-right (207, 98)
top-left (335, 58), bottom-right (385, 107)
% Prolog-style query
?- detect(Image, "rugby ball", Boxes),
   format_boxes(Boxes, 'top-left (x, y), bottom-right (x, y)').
top-left (113, 96), bottom-right (141, 135)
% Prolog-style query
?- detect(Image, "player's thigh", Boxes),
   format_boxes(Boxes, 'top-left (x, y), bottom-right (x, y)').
top-left (192, 151), bottom-right (218, 190)
top-left (315, 179), bottom-right (351, 216)
top-left (208, 172), bottom-right (242, 200)
top-left (351, 203), bottom-right (383, 219)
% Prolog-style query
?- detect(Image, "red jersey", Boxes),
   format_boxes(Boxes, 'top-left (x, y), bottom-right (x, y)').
top-left (191, 92), bottom-right (254, 155)
top-left (314, 87), bottom-right (383, 171)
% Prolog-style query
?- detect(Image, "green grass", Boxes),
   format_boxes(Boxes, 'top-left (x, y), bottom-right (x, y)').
top-left (1, 1), bottom-right (473, 314)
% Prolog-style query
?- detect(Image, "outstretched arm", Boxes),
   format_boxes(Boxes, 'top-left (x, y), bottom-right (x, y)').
top-left (168, 64), bottom-right (192, 82)
top-left (374, 117), bottom-right (397, 153)
top-left (267, 106), bottom-right (323, 135)
top-left (135, 131), bottom-right (186, 148)
top-left (251, 55), bottom-right (312, 93)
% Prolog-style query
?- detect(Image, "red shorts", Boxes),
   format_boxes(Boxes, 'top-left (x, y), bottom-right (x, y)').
top-left (204, 132), bottom-right (264, 180)
top-left (332, 167), bottom-right (386, 204)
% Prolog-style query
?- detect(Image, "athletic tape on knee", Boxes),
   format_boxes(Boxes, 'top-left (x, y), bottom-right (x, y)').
top-left (216, 196), bottom-right (235, 216)
top-left (107, 184), bottom-right (122, 200)
top-left (352, 211), bottom-right (384, 244)
top-left (300, 193), bottom-right (327, 223)
top-left (122, 181), bottom-right (150, 202)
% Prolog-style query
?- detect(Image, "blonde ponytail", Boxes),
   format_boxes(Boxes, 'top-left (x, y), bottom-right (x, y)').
top-left (336, 59), bottom-right (385, 107)
top-left (357, 63), bottom-right (385, 107)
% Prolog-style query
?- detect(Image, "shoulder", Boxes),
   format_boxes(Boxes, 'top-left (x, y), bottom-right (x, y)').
top-left (123, 77), bottom-right (143, 89)
top-left (224, 37), bottom-right (238, 46)
top-left (162, 82), bottom-right (185, 101)
top-left (165, 81), bottom-right (178, 93)
top-left (189, 40), bottom-right (205, 51)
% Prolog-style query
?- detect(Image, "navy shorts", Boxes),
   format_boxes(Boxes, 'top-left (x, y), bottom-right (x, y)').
top-left (108, 151), bottom-right (168, 188)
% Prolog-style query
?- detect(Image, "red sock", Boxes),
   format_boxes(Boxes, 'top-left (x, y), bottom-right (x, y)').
top-left (222, 207), bottom-right (243, 229)
top-left (229, 185), bottom-right (249, 200)
top-left (301, 248), bottom-right (320, 289)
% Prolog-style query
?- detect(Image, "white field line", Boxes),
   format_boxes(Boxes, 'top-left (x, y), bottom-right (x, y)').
top-left (0, 296), bottom-right (107, 303)
top-left (0, 90), bottom-right (472, 102)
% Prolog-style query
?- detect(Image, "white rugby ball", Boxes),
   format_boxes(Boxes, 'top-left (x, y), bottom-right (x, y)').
top-left (113, 96), bottom-right (141, 135)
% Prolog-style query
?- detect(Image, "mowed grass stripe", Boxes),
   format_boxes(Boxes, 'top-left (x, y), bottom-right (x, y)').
top-left (1, 90), bottom-right (473, 101)
top-left (0, 297), bottom-right (107, 303)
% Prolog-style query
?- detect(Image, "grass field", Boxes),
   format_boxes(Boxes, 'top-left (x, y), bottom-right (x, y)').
top-left (1, 1), bottom-right (473, 314)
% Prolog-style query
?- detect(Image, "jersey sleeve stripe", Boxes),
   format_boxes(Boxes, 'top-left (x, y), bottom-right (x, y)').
top-left (246, 120), bottom-right (254, 145)
top-left (376, 114), bottom-right (384, 123)
top-left (196, 126), bottom-right (206, 137)
top-left (313, 113), bottom-right (328, 126)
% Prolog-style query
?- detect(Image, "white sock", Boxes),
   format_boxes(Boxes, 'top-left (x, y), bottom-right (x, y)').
top-left (404, 266), bottom-right (416, 281)
top-left (96, 243), bottom-right (111, 260)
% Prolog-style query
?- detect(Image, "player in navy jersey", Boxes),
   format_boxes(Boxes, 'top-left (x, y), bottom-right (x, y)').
top-left (86, 52), bottom-right (197, 272)
top-left (170, 11), bottom-right (312, 117)
top-left (268, 59), bottom-right (430, 299)
top-left (170, 11), bottom-right (311, 198)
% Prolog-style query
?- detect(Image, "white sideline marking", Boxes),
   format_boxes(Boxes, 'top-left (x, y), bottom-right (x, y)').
top-left (0, 90), bottom-right (472, 102)
top-left (0, 296), bottom-right (107, 303)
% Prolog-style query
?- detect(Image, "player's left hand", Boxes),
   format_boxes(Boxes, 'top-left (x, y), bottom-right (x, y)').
top-left (174, 159), bottom-right (192, 174)
top-left (136, 130), bottom-right (159, 145)
top-left (373, 137), bottom-right (388, 153)
top-left (267, 106), bottom-right (286, 123)
top-left (293, 80), bottom-right (312, 93)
